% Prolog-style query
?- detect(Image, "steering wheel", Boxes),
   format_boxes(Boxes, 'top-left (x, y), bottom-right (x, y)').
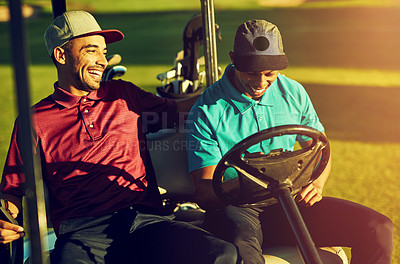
top-left (212, 125), bottom-right (330, 208)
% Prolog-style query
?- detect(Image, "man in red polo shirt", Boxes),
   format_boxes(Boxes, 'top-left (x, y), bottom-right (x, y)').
top-left (0, 10), bottom-right (238, 264)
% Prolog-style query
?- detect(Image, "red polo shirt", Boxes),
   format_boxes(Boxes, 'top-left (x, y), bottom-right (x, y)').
top-left (1, 80), bottom-right (177, 234)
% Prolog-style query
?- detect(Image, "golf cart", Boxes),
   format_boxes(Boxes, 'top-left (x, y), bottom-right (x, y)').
top-left (143, 9), bottom-right (349, 264)
top-left (3, 0), bottom-right (348, 263)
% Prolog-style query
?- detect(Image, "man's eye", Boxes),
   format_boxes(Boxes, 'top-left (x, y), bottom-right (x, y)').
top-left (247, 72), bottom-right (258, 76)
top-left (265, 72), bottom-right (277, 77)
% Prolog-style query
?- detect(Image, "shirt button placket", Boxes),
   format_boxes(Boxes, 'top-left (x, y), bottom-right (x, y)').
top-left (255, 106), bottom-right (267, 131)
top-left (81, 97), bottom-right (94, 135)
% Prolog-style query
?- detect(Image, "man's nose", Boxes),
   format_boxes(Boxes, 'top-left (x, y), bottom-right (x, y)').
top-left (97, 54), bottom-right (108, 68)
top-left (256, 75), bottom-right (269, 87)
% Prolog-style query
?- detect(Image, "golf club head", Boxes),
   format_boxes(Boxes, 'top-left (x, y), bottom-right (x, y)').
top-left (102, 65), bottom-right (127, 82)
top-left (106, 54), bottom-right (122, 66)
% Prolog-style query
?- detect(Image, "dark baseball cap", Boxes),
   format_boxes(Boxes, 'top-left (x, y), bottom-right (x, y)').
top-left (233, 19), bottom-right (288, 72)
top-left (44, 11), bottom-right (124, 56)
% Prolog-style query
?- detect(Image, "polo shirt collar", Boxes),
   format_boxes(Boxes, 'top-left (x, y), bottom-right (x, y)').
top-left (52, 82), bottom-right (103, 108)
top-left (221, 64), bottom-right (276, 114)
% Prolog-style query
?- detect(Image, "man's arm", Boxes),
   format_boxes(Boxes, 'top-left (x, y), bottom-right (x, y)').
top-left (176, 94), bottom-right (201, 114)
top-left (0, 193), bottom-right (24, 244)
top-left (190, 165), bottom-right (228, 210)
top-left (295, 132), bottom-right (332, 207)
top-left (174, 95), bottom-right (201, 129)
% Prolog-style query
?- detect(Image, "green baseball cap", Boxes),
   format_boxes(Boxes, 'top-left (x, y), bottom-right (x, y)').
top-left (233, 19), bottom-right (288, 72)
top-left (44, 10), bottom-right (124, 56)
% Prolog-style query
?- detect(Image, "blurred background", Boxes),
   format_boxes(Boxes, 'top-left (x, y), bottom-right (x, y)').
top-left (0, 0), bottom-right (399, 262)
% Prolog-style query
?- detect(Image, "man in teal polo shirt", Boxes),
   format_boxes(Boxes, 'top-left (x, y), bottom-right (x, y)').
top-left (186, 19), bottom-right (393, 264)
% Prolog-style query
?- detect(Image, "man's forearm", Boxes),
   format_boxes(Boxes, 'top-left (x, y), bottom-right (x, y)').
top-left (193, 179), bottom-right (227, 210)
top-left (313, 153), bottom-right (332, 194)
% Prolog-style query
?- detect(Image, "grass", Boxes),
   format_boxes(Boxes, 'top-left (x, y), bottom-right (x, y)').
top-left (17, 0), bottom-right (400, 13)
top-left (1, 0), bottom-right (399, 262)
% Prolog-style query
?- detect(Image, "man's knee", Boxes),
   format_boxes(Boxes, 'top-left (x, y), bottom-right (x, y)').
top-left (371, 214), bottom-right (394, 252)
top-left (369, 214), bottom-right (393, 243)
top-left (215, 242), bottom-right (240, 264)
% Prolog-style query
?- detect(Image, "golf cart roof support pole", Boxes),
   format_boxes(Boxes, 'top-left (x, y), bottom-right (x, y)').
top-left (276, 187), bottom-right (323, 264)
top-left (7, 0), bottom-right (49, 263)
top-left (200, 0), bottom-right (219, 87)
top-left (51, 0), bottom-right (67, 18)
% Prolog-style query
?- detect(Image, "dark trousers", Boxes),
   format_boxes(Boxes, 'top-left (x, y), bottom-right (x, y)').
top-left (203, 197), bottom-right (393, 264)
top-left (50, 208), bottom-right (238, 264)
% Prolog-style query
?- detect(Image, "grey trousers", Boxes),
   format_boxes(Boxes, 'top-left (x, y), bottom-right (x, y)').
top-left (203, 197), bottom-right (393, 264)
top-left (51, 207), bottom-right (238, 264)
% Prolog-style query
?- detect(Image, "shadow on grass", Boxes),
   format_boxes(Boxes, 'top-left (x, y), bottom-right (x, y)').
top-left (306, 83), bottom-right (400, 143)
top-left (1, 7), bottom-right (400, 69)
top-left (1, 7), bottom-right (399, 144)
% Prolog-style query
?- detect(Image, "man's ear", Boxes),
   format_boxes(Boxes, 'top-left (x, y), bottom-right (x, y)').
top-left (53, 47), bottom-right (67, 65)
top-left (229, 51), bottom-right (234, 64)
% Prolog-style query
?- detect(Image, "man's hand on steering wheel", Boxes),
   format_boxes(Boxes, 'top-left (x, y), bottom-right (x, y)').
top-left (295, 183), bottom-right (323, 207)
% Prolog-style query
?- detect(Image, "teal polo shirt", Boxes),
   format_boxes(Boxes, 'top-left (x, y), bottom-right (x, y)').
top-left (186, 64), bottom-right (324, 173)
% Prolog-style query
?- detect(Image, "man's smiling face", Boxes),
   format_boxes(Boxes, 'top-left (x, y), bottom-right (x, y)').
top-left (63, 35), bottom-right (108, 93)
top-left (234, 69), bottom-right (279, 100)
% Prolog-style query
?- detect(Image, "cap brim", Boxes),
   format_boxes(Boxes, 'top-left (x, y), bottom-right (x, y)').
top-left (79, 29), bottom-right (124, 45)
top-left (234, 54), bottom-right (288, 72)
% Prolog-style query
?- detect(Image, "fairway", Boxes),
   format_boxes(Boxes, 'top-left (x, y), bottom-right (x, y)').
top-left (0, 0), bottom-right (399, 262)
